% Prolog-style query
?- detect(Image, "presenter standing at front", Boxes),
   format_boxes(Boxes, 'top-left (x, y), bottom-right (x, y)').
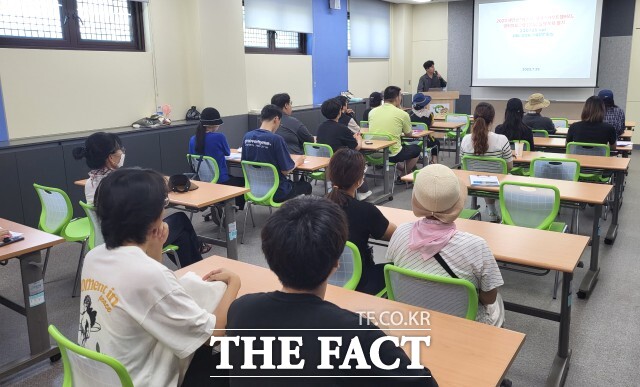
top-left (417, 60), bottom-right (447, 92)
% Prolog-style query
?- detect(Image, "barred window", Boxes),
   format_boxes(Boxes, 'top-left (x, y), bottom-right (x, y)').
top-left (0, 0), bottom-right (144, 51)
top-left (242, 6), bottom-right (306, 54)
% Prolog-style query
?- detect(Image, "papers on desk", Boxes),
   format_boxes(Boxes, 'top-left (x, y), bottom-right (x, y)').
top-left (617, 141), bottom-right (632, 147)
top-left (225, 153), bottom-right (241, 160)
top-left (0, 231), bottom-right (25, 247)
top-left (469, 175), bottom-right (500, 187)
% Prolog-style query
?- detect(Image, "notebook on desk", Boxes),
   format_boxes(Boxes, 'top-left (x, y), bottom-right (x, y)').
top-left (0, 232), bottom-right (25, 248)
top-left (469, 175), bottom-right (500, 187)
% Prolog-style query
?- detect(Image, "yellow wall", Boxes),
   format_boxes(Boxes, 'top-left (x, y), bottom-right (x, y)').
top-left (411, 2), bottom-right (448, 94)
top-left (348, 59), bottom-right (390, 97)
top-left (627, 0), bottom-right (640, 142)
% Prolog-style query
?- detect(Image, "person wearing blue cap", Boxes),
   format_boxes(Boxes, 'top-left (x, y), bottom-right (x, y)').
top-left (598, 89), bottom-right (626, 136)
top-left (409, 93), bottom-right (441, 164)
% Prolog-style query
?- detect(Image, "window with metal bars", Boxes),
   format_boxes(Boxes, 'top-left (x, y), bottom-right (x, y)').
top-left (242, 6), bottom-right (306, 54)
top-left (0, 0), bottom-right (144, 51)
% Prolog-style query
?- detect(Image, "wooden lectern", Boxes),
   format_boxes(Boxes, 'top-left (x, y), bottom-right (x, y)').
top-left (422, 91), bottom-right (460, 115)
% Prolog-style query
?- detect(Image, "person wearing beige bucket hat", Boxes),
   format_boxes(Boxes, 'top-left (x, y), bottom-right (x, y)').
top-left (386, 164), bottom-right (505, 326)
top-left (523, 93), bottom-right (557, 134)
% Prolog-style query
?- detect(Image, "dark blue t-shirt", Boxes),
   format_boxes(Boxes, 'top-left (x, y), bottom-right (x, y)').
top-left (242, 129), bottom-right (294, 201)
top-left (189, 132), bottom-right (230, 183)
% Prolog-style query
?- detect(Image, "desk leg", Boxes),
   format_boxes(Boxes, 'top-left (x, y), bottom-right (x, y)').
top-left (454, 127), bottom-right (461, 166)
top-left (223, 199), bottom-right (239, 260)
top-left (547, 271), bottom-right (573, 386)
top-left (578, 204), bottom-right (601, 299)
top-left (0, 251), bottom-right (60, 379)
top-left (383, 147), bottom-right (390, 197)
top-left (421, 139), bottom-right (427, 166)
top-left (605, 170), bottom-right (624, 245)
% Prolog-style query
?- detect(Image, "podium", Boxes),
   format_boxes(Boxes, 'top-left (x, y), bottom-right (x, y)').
top-left (422, 91), bottom-right (460, 115)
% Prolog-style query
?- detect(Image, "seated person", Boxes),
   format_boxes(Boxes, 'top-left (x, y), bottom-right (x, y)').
top-left (325, 149), bottom-right (396, 294)
top-left (369, 86), bottom-right (421, 181)
top-left (494, 98), bottom-right (535, 151)
top-left (226, 195), bottom-right (437, 385)
top-left (79, 167), bottom-right (241, 386)
top-left (362, 91), bottom-right (382, 122)
top-left (567, 96), bottom-right (617, 149)
top-left (598, 89), bottom-right (626, 136)
top-left (385, 164), bottom-right (505, 327)
top-left (73, 132), bottom-right (209, 266)
top-left (189, 107), bottom-right (245, 209)
top-left (271, 93), bottom-right (315, 155)
top-left (522, 93), bottom-right (556, 134)
top-left (242, 104), bottom-right (312, 203)
top-left (408, 93), bottom-right (441, 164)
top-left (336, 95), bottom-right (361, 134)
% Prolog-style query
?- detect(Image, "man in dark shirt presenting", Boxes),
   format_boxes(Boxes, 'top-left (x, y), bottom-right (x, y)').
top-left (417, 60), bottom-right (447, 92)
top-left (272, 93), bottom-right (315, 155)
top-left (242, 105), bottom-right (312, 203)
top-left (225, 196), bottom-right (438, 386)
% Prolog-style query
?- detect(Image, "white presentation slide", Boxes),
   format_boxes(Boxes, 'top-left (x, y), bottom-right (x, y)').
top-left (472, 0), bottom-right (603, 87)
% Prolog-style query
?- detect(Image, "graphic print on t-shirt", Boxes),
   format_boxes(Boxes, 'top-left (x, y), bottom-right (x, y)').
top-left (79, 294), bottom-right (101, 349)
top-left (79, 277), bottom-right (120, 352)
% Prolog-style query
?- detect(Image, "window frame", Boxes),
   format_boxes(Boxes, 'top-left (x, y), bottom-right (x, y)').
top-left (0, 0), bottom-right (145, 52)
top-left (244, 30), bottom-right (307, 55)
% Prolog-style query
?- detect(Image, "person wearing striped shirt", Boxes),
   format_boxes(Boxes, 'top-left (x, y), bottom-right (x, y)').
top-left (385, 164), bottom-right (505, 326)
top-left (459, 102), bottom-right (513, 222)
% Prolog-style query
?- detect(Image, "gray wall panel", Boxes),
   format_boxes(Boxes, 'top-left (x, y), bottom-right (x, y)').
top-left (601, 0), bottom-right (636, 37)
top-left (159, 126), bottom-right (196, 176)
top-left (457, 95), bottom-right (472, 115)
top-left (118, 132), bottom-right (162, 172)
top-left (61, 140), bottom-right (91, 218)
top-left (447, 0), bottom-right (473, 97)
top-left (219, 114), bottom-right (250, 148)
top-left (596, 36), bottom-right (632, 109)
top-left (0, 151), bottom-right (24, 223)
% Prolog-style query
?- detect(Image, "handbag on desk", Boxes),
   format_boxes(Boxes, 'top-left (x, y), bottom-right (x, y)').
top-left (186, 106), bottom-right (201, 121)
top-left (168, 174), bottom-right (199, 193)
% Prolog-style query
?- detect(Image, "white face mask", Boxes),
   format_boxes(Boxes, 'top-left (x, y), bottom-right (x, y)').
top-left (117, 153), bottom-right (125, 168)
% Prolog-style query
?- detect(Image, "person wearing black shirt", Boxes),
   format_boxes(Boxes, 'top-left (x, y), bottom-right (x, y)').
top-left (362, 91), bottom-right (382, 122)
top-left (494, 98), bottom-right (535, 151)
top-left (272, 93), bottom-right (315, 155)
top-left (523, 93), bottom-right (557, 135)
top-left (417, 60), bottom-right (447, 92)
top-left (326, 149), bottom-right (396, 295)
top-left (226, 196), bottom-right (436, 386)
top-left (567, 96), bottom-right (617, 148)
top-left (336, 95), bottom-right (361, 133)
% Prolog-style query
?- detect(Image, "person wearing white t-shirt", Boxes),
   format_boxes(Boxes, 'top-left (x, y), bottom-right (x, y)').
top-left (459, 102), bottom-right (513, 222)
top-left (79, 167), bottom-right (241, 386)
top-left (385, 164), bottom-right (505, 327)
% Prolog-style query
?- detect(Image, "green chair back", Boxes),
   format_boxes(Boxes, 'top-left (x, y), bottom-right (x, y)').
top-left (79, 201), bottom-right (102, 250)
top-left (303, 142), bottom-right (333, 158)
top-left (241, 161), bottom-right (281, 207)
top-left (384, 264), bottom-right (478, 320)
top-left (566, 142), bottom-right (610, 157)
top-left (509, 140), bottom-right (531, 151)
top-left (499, 181), bottom-right (560, 230)
top-left (551, 118), bottom-right (569, 129)
top-left (34, 183), bottom-right (74, 235)
top-left (532, 129), bottom-right (549, 138)
top-left (186, 154), bottom-right (220, 183)
top-left (362, 133), bottom-right (396, 166)
top-left (328, 242), bottom-right (363, 290)
top-left (530, 158), bottom-right (580, 181)
top-left (48, 325), bottom-right (134, 387)
top-left (445, 114), bottom-right (471, 139)
top-left (461, 155), bottom-right (508, 174)
top-left (360, 121), bottom-right (369, 128)
top-left (410, 122), bottom-right (428, 131)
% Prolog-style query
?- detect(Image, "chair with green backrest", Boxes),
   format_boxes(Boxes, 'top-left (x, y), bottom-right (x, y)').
top-left (34, 183), bottom-right (90, 296)
top-left (327, 242), bottom-right (362, 291)
top-left (360, 121), bottom-right (369, 129)
top-left (362, 132), bottom-right (400, 193)
top-left (406, 122), bottom-right (437, 166)
top-left (48, 325), bottom-right (133, 387)
top-left (566, 141), bottom-right (613, 220)
top-left (444, 114), bottom-right (471, 158)
top-left (500, 181), bottom-right (568, 298)
top-left (551, 118), bottom-right (569, 129)
top-left (412, 170), bottom-right (480, 220)
top-left (509, 140), bottom-right (531, 176)
top-left (384, 264), bottom-right (478, 320)
top-left (532, 129), bottom-right (549, 138)
top-left (186, 154), bottom-right (220, 183)
top-left (303, 142), bottom-right (333, 187)
top-left (462, 155), bottom-right (508, 212)
top-left (241, 161), bottom-right (281, 244)
top-left (79, 201), bottom-right (180, 271)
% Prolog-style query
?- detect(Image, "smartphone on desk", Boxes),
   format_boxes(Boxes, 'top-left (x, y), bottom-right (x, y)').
top-left (364, 140), bottom-right (373, 145)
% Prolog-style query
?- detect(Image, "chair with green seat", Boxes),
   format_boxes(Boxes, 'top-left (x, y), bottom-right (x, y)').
top-left (551, 118), bottom-right (569, 129)
top-left (406, 122), bottom-right (437, 166)
top-left (362, 132), bottom-right (400, 193)
top-left (499, 181), bottom-right (568, 298)
top-left (360, 121), bottom-right (369, 129)
top-left (532, 129), bottom-right (549, 138)
top-left (48, 324), bottom-right (133, 387)
top-left (412, 170), bottom-right (480, 220)
top-left (303, 142), bottom-right (333, 189)
top-left (462, 155), bottom-right (508, 212)
top-left (444, 114), bottom-right (471, 158)
top-left (34, 183), bottom-right (90, 296)
top-left (566, 142), bottom-right (613, 220)
top-left (383, 264), bottom-right (478, 320)
top-left (328, 242), bottom-right (362, 291)
top-left (241, 161), bottom-right (282, 244)
top-left (186, 154), bottom-right (220, 183)
top-left (79, 201), bottom-right (180, 270)
top-left (508, 140), bottom-right (531, 176)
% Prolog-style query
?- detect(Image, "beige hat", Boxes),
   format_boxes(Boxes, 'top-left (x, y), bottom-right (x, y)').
top-left (411, 164), bottom-right (467, 224)
top-left (524, 93), bottom-right (551, 110)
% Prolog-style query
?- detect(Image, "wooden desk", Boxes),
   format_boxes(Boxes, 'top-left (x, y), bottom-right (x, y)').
top-left (177, 256), bottom-right (526, 387)
top-left (74, 179), bottom-right (247, 259)
top-left (553, 128), bottom-right (633, 140)
top-left (401, 169), bottom-right (611, 300)
top-left (377, 206), bottom-right (587, 385)
top-left (0, 219), bottom-right (64, 379)
top-left (568, 119), bottom-right (636, 130)
top-left (359, 139), bottom-right (397, 204)
top-left (428, 121), bottom-right (466, 165)
top-left (534, 137), bottom-right (633, 155)
top-left (227, 151), bottom-right (329, 173)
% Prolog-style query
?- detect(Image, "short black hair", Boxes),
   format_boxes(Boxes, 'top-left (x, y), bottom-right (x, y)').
top-left (335, 95), bottom-right (348, 108)
top-left (423, 60), bottom-right (434, 70)
top-left (261, 104), bottom-right (283, 122)
top-left (261, 196), bottom-right (348, 291)
top-left (72, 132), bottom-right (123, 170)
top-left (270, 93), bottom-right (291, 109)
top-left (321, 98), bottom-right (342, 120)
top-left (95, 168), bottom-right (168, 249)
top-left (383, 86), bottom-right (402, 101)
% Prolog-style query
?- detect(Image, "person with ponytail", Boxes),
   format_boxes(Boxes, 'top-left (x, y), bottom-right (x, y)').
top-left (325, 149), bottom-right (396, 295)
top-left (460, 102), bottom-right (513, 222)
top-left (188, 107), bottom-right (245, 209)
top-left (495, 98), bottom-right (535, 151)
top-left (74, 132), bottom-right (208, 267)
